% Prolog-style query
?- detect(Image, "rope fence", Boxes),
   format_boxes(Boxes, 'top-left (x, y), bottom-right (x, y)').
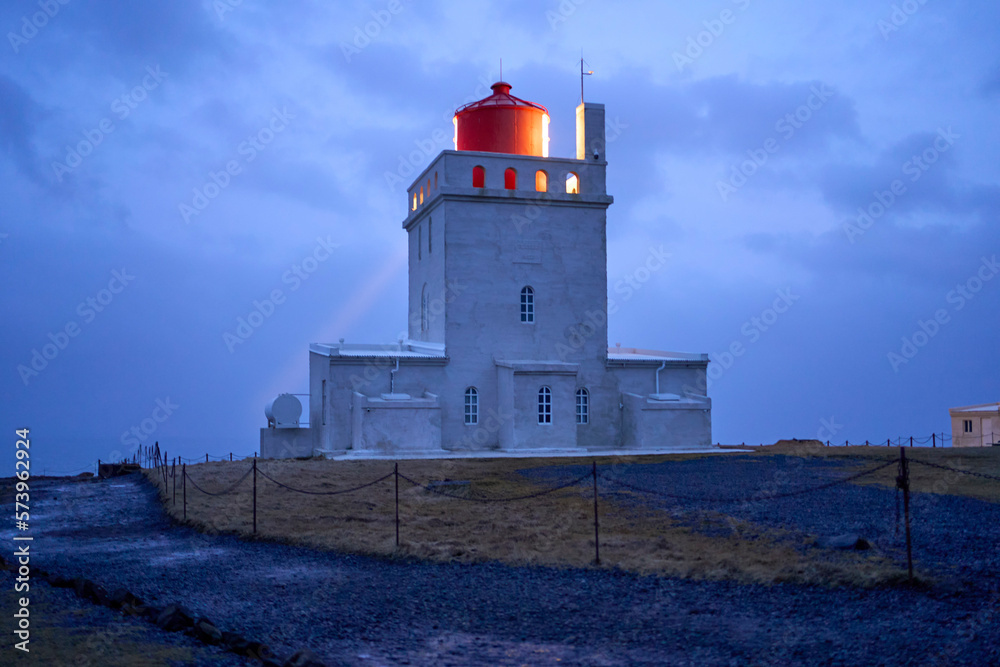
top-left (134, 444), bottom-right (997, 581)
top-left (716, 433), bottom-right (963, 449)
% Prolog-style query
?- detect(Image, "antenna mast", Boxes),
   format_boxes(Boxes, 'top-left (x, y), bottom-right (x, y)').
top-left (580, 56), bottom-right (593, 103)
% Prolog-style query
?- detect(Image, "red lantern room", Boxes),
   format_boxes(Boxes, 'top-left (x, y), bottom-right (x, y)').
top-left (454, 82), bottom-right (550, 157)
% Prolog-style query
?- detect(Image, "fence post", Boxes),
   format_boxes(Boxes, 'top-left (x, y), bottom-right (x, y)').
top-left (252, 457), bottom-right (257, 535)
top-left (206, 453), bottom-right (209, 464)
top-left (910, 436), bottom-right (913, 448)
top-left (592, 461), bottom-right (600, 565)
top-left (230, 453), bottom-right (233, 462)
top-left (394, 462), bottom-right (400, 548)
top-left (897, 448), bottom-right (913, 582)
top-left (172, 458), bottom-right (176, 505)
top-left (182, 464), bottom-right (187, 520)
top-left (932, 433), bottom-right (936, 448)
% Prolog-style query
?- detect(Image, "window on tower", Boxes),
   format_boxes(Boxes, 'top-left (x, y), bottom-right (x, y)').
top-left (465, 387), bottom-right (479, 425)
top-left (520, 286), bottom-right (534, 323)
top-left (472, 165), bottom-right (485, 188)
top-left (504, 167), bottom-right (517, 190)
top-left (538, 386), bottom-right (552, 424)
top-left (421, 283), bottom-right (428, 333)
top-left (419, 185), bottom-right (424, 205)
top-left (535, 170), bottom-right (548, 192)
top-left (576, 388), bottom-right (589, 424)
top-left (566, 172), bottom-right (579, 194)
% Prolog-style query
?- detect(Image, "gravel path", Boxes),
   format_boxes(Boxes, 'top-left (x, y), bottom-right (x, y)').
top-left (4, 456), bottom-right (999, 666)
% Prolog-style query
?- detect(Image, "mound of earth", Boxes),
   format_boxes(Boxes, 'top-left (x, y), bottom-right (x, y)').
top-left (763, 438), bottom-right (826, 451)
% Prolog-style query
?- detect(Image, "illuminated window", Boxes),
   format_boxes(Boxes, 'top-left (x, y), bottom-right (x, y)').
top-left (576, 388), bottom-right (589, 424)
top-left (520, 286), bottom-right (534, 323)
top-left (465, 387), bottom-right (479, 425)
top-left (964, 420), bottom-right (973, 433)
top-left (535, 170), bottom-right (548, 192)
top-left (538, 387), bottom-right (552, 424)
top-left (419, 186), bottom-right (424, 205)
top-left (566, 172), bottom-right (579, 194)
top-left (473, 165), bottom-right (485, 188)
top-left (411, 193), bottom-right (417, 210)
top-left (426, 178), bottom-right (431, 196)
top-left (504, 167), bottom-right (517, 190)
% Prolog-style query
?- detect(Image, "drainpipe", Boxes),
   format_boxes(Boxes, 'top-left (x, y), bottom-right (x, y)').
top-left (655, 361), bottom-right (666, 395)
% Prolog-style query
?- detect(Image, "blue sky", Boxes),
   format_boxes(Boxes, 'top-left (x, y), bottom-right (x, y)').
top-left (2, 0), bottom-right (998, 473)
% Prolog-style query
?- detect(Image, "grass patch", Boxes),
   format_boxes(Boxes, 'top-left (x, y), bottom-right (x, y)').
top-left (148, 453), bottom-right (911, 587)
top-left (1, 584), bottom-right (196, 666)
top-left (752, 442), bottom-right (1000, 502)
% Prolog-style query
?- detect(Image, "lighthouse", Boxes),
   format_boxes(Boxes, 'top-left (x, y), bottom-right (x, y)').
top-left (261, 81), bottom-right (712, 458)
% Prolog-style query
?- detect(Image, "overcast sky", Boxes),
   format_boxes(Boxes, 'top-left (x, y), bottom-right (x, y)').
top-left (2, 0), bottom-right (998, 473)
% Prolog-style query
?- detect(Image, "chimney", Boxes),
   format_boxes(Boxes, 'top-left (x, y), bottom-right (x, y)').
top-left (576, 102), bottom-right (606, 161)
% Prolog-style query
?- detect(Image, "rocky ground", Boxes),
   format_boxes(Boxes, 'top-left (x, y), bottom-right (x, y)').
top-left (2, 455), bottom-right (998, 666)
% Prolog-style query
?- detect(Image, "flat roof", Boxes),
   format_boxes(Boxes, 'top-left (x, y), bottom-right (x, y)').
top-left (310, 341), bottom-right (446, 359)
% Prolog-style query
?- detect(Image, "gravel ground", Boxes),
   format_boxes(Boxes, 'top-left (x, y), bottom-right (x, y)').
top-left (3, 456), bottom-right (999, 666)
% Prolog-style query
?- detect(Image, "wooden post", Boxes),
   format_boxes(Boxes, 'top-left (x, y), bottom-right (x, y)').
top-left (898, 448), bottom-right (913, 582)
top-left (592, 461), bottom-right (600, 565)
top-left (394, 463), bottom-right (400, 547)
top-left (252, 457), bottom-right (257, 535)
top-left (206, 453), bottom-right (209, 464)
top-left (172, 458), bottom-right (176, 505)
top-left (932, 433), bottom-right (936, 448)
top-left (182, 464), bottom-right (187, 520)
top-left (910, 436), bottom-right (913, 448)
top-left (230, 453), bottom-right (233, 461)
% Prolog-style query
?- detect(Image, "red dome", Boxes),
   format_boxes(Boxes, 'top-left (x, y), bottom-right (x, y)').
top-left (454, 82), bottom-right (549, 157)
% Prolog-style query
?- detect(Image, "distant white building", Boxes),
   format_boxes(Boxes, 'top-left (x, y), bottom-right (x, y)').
top-left (261, 82), bottom-right (712, 458)
top-left (949, 402), bottom-right (1000, 447)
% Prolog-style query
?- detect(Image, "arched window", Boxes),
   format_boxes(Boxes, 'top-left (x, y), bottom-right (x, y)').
top-left (464, 387), bottom-right (479, 425)
top-left (426, 178), bottom-right (431, 196)
top-left (535, 170), bottom-right (548, 192)
top-left (504, 167), bottom-right (517, 190)
top-left (434, 171), bottom-right (438, 189)
top-left (472, 165), bottom-right (485, 188)
top-left (520, 286), bottom-right (534, 323)
top-left (566, 172), bottom-right (579, 194)
top-left (419, 185), bottom-right (424, 205)
top-left (420, 283), bottom-right (428, 333)
top-left (576, 388), bottom-right (590, 424)
top-left (538, 386), bottom-right (552, 424)
top-left (411, 193), bottom-right (417, 210)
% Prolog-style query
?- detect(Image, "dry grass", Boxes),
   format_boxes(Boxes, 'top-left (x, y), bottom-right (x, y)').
top-left (1, 585), bottom-right (197, 666)
top-left (146, 452), bottom-right (917, 587)
top-left (751, 441), bottom-right (1000, 502)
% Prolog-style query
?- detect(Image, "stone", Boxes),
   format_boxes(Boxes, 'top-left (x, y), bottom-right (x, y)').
top-left (141, 605), bottom-right (163, 621)
top-left (223, 631), bottom-right (251, 654)
top-left (284, 648), bottom-right (327, 667)
top-left (192, 618), bottom-right (223, 645)
top-left (49, 575), bottom-right (74, 588)
top-left (156, 604), bottom-right (196, 632)
top-left (816, 534), bottom-right (871, 550)
top-left (108, 588), bottom-right (141, 609)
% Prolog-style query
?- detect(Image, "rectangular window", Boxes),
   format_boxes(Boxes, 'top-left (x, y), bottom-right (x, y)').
top-left (521, 287), bottom-right (534, 323)
top-left (538, 387), bottom-right (551, 424)
top-left (576, 389), bottom-right (589, 424)
top-left (465, 388), bottom-right (478, 425)
top-left (964, 419), bottom-right (973, 433)
top-left (321, 380), bottom-right (327, 425)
